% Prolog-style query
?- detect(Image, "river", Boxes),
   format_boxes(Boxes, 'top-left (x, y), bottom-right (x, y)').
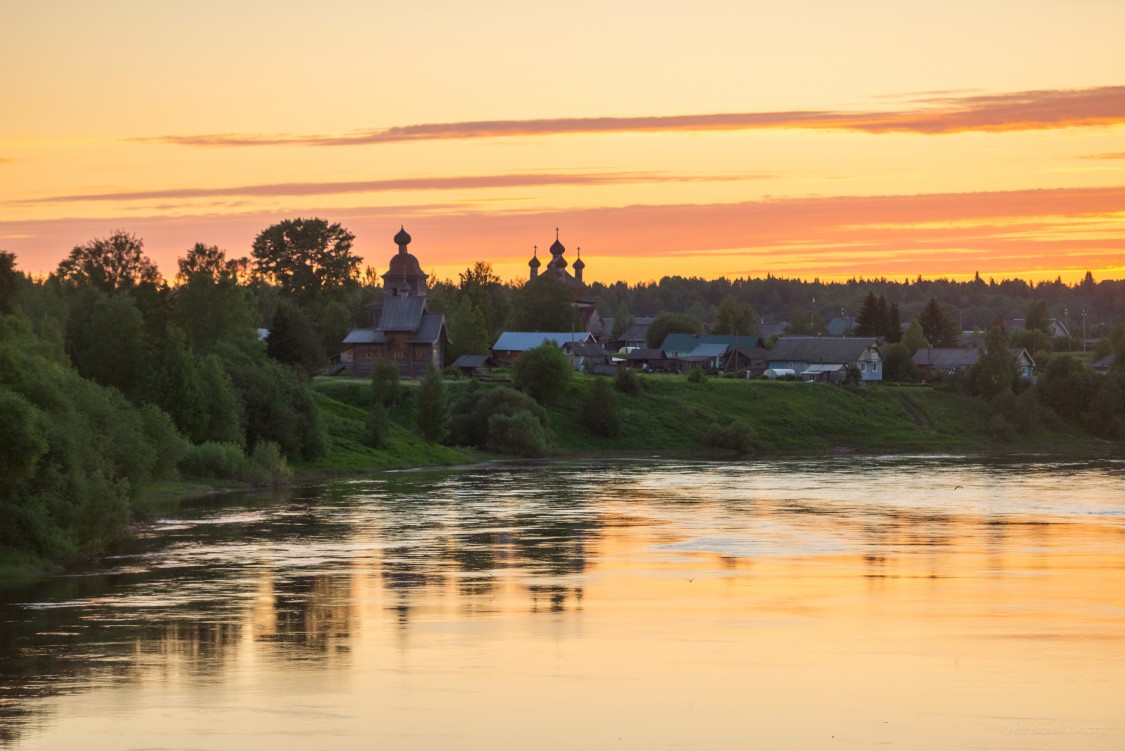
top-left (1, 456), bottom-right (1122, 749)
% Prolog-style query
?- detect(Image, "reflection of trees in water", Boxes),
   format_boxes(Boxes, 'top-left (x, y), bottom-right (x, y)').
top-left (0, 466), bottom-right (608, 742)
top-left (256, 573), bottom-right (354, 657)
top-left (363, 465), bottom-right (604, 623)
top-left (0, 583), bottom-right (248, 744)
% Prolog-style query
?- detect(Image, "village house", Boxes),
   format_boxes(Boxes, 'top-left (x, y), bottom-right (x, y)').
top-left (659, 333), bottom-right (770, 373)
top-left (338, 228), bottom-right (448, 378)
top-left (767, 336), bottom-right (883, 383)
top-left (491, 331), bottom-right (602, 369)
top-left (450, 354), bottom-right (497, 377)
top-left (913, 347), bottom-right (1036, 381)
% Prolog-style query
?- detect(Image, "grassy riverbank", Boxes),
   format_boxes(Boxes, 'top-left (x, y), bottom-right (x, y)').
top-left (313, 373), bottom-right (1116, 459)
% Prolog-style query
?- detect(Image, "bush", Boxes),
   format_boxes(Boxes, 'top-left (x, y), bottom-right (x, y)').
top-left (986, 413), bottom-right (1017, 442)
top-left (371, 358), bottom-right (401, 407)
top-left (512, 342), bottom-right (571, 404)
top-left (247, 440), bottom-right (291, 484)
top-left (614, 367), bottom-right (642, 394)
top-left (687, 367), bottom-right (706, 384)
top-left (578, 380), bottom-right (621, 438)
top-left (368, 402), bottom-right (389, 448)
top-left (699, 422), bottom-right (755, 453)
top-left (487, 410), bottom-right (551, 457)
top-left (415, 367), bottom-right (450, 443)
top-left (179, 441), bottom-right (247, 479)
top-left (449, 385), bottom-right (553, 455)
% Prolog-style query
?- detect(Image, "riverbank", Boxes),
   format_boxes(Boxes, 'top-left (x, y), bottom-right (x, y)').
top-left (3, 373), bottom-right (1116, 582)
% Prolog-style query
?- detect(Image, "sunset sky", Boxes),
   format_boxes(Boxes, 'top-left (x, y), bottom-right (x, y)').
top-left (2, 0), bottom-right (1124, 285)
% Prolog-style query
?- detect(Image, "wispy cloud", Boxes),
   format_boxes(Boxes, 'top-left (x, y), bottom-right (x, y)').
top-left (9, 171), bottom-right (764, 205)
top-left (1080, 152), bottom-right (1125, 160)
top-left (133, 86), bottom-right (1125, 148)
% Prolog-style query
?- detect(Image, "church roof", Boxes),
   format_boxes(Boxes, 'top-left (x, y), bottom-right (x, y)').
top-left (342, 329), bottom-right (388, 345)
top-left (378, 296), bottom-right (426, 331)
top-left (409, 313), bottom-right (445, 344)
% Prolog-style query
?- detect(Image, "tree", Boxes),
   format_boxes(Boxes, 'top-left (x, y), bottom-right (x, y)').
top-left (172, 272), bottom-right (260, 354)
top-left (902, 319), bottom-right (928, 355)
top-left (56, 231), bottom-right (162, 292)
top-left (266, 300), bottom-right (325, 376)
top-left (971, 324), bottom-right (1017, 399)
top-left (251, 218), bottom-right (359, 299)
top-left (371, 358), bottom-right (401, 407)
top-left (854, 292), bottom-right (882, 337)
top-left (1024, 300), bottom-right (1051, 334)
top-left (0, 251), bottom-right (18, 314)
top-left (448, 298), bottom-right (490, 361)
top-left (881, 342), bottom-right (919, 382)
top-left (712, 295), bottom-right (759, 336)
top-left (176, 242), bottom-right (247, 284)
top-left (458, 261), bottom-right (510, 338)
top-left (645, 312), bottom-right (703, 349)
top-left (918, 298), bottom-right (959, 348)
top-left (887, 302), bottom-right (903, 343)
top-left (415, 367), bottom-right (450, 443)
top-left (787, 306), bottom-right (811, 335)
top-left (66, 291), bottom-right (149, 398)
top-left (509, 274), bottom-right (581, 331)
top-left (578, 380), bottom-right (621, 437)
top-left (511, 342), bottom-right (571, 404)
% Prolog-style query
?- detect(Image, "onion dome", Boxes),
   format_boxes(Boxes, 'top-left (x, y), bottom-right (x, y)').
top-left (572, 247), bottom-right (585, 270)
top-left (549, 227), bottom-right (565, 256)
top-left (528, 246), bottom-right (541, 268)
top-left (382, 226), bottom-right (428, 295)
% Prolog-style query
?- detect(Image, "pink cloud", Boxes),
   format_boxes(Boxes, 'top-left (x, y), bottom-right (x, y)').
top-left (132, 86), bottom-right (1125, 148)
top-left (8, 172), bottom-right (767, 206)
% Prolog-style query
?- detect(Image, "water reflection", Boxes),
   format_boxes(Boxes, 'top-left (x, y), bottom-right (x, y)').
top-left (1, 457), bottom-right (1122, 749)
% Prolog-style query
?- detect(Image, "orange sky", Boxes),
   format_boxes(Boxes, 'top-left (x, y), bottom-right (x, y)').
top-left (2, 1), bottom-right (1123, 285)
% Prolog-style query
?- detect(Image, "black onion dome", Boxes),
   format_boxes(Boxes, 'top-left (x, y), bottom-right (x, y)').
top-left (549, 238), bottom-right (565, 255)
top-left (393, 226), bottom-right (412, 247)
top-left (528, 253), bottom-right (541, 268)
top-left (572, 251), bottom-right (585, 270)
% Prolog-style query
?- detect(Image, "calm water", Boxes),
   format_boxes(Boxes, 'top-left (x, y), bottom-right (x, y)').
top-left (1, 457), bottom-right (1123, 750)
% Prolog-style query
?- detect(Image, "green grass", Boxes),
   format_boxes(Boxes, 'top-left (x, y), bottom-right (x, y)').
top-left (303, 385), bottom-right (474, 473)
top-left (544, 375), bottom-right (990, 454)
top-left (313, 372), bottom-right (1121, 460)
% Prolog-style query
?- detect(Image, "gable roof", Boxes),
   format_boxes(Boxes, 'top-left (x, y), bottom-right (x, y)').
top-left (378, 296), bottom-right (426, 331)
top-left (566, 341), bottom-right (611, 358)
top-left (626, 348), bottom-right (666, 360)
top-left (768, 336), bottom-right (879, 364)
top-left (913, 347), bottom-right (980, 369)
top-left (409, 313), bottom-right (445, 344)
top-left (688, 342), bottom-right (730, 359)
top-left (342, 329), bottom-right (388, 345)
top-left (660, 333), bottom-right (765, 354)
top-left (493, 331), bottom-right (593, 351)
top-left (451, 354), bottom-right (493, 368)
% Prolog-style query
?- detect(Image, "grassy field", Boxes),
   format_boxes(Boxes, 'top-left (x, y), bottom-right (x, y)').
top-left (312, 372), bottom-right (1117, 460)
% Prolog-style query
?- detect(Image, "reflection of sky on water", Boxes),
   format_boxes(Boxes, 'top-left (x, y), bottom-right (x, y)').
top-left (1, 457), bottom-right (1123, 749)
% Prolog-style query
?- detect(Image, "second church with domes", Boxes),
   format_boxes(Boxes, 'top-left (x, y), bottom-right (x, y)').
top-left (527, 230), bottom-right (597, 327)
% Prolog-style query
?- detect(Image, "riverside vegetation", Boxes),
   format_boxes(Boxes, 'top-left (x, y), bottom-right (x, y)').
top-left (1, 228), bottom-right (1123, 576)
